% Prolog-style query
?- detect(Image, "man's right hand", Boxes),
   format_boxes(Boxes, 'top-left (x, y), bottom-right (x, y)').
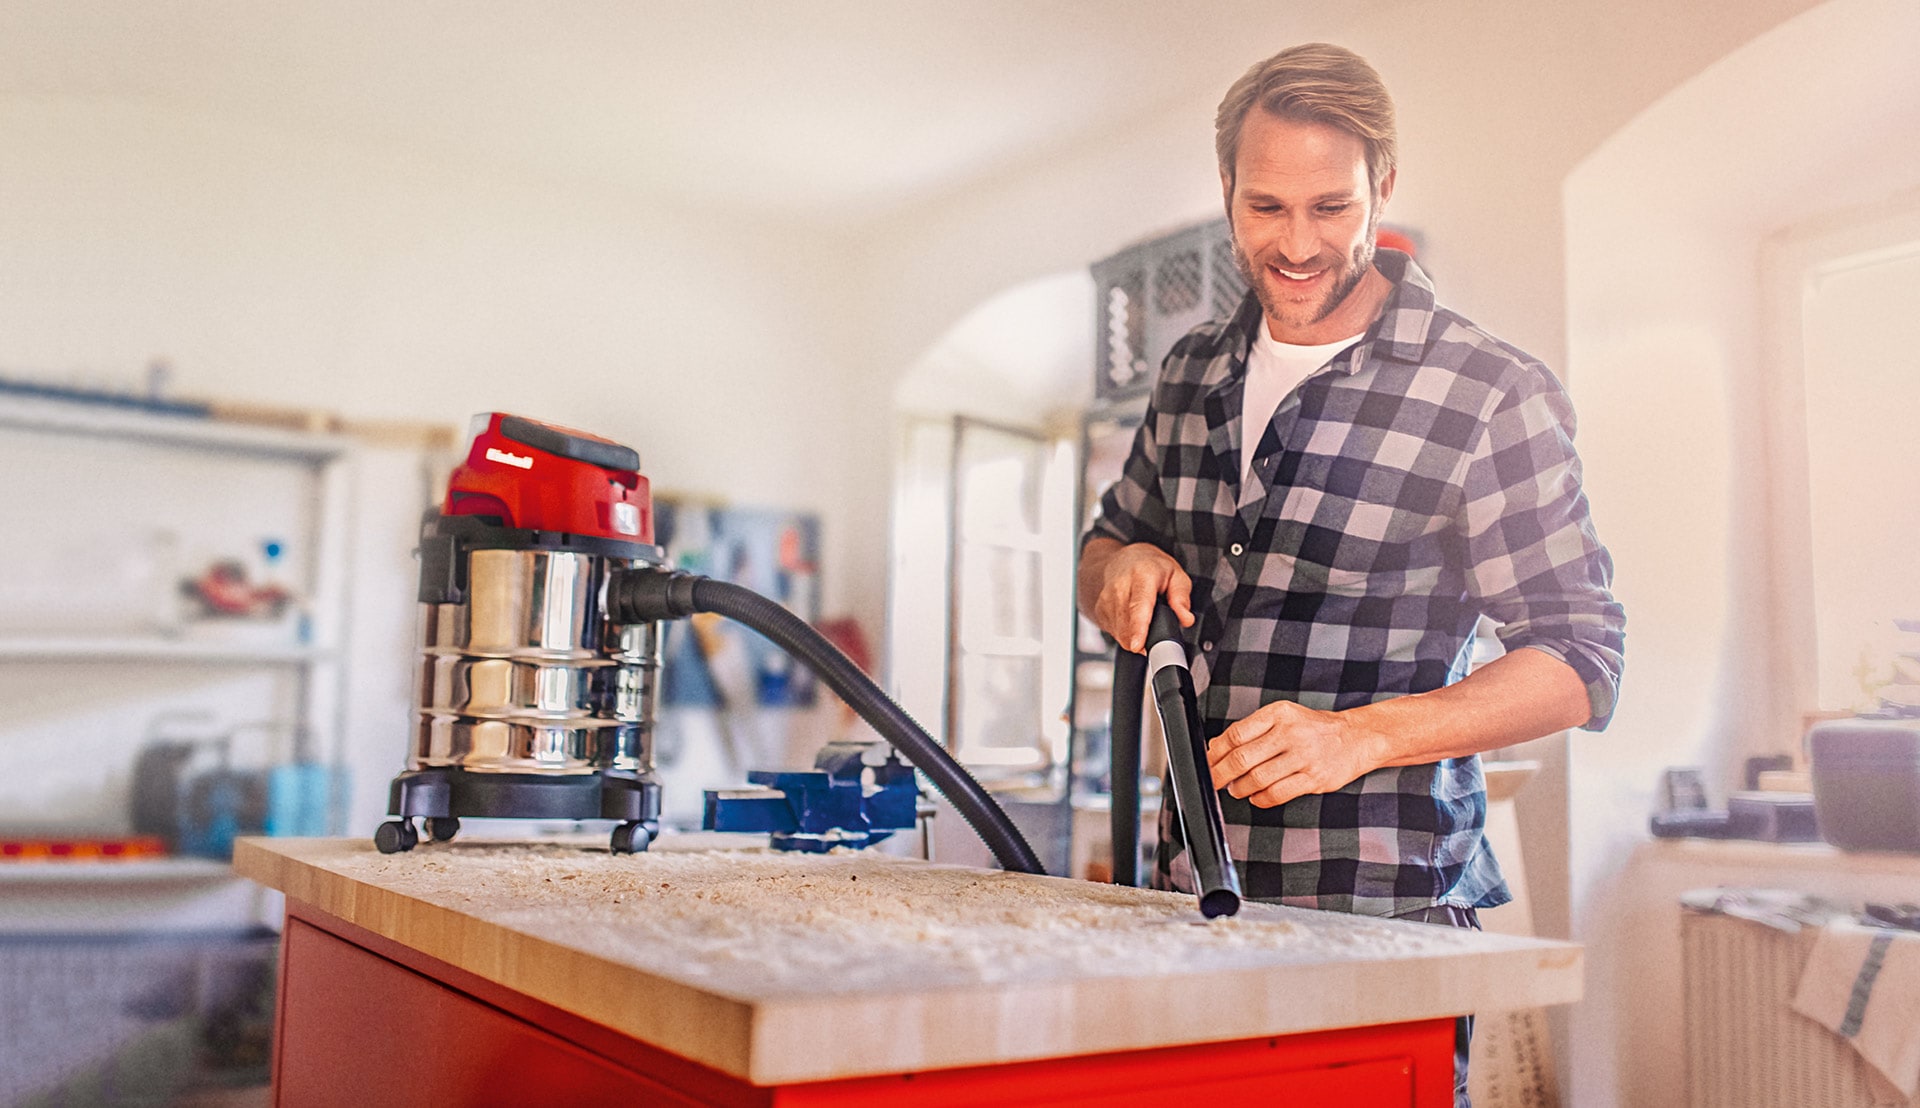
top-left (1077, 537), bottom-right (1195, 653)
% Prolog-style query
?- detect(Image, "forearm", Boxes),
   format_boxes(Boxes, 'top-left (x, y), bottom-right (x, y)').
top-left (1348, 647), bottom-right (1593, 768)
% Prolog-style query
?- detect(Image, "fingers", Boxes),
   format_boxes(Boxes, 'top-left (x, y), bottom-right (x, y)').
top-left (1207, 706), bottom-right (1274, 770)
top-left (1122, 585), bottom-right (1156, 653)
top-left (1222, 752), bottom-right (1304, 801)
top-left (1205, 703), bottom-right (1326, 806)
top-left (1220, 745), bottom-right (1323, 807)
top-left (1208, 729), bottom-right (1278, 790)
top-left (1165, 566), bottom-right (1196, 628)
top-left (1098, 573), bottom-right (1152, 653)
top-left (1098, 545), bottom-right (1185, 652)
top-left (1245, 773), bottom-right (1313, 809)
top-left (1217, 742), bottom-right (1300, 796)
top-left (1206, 727), bottom-right (1246, 772)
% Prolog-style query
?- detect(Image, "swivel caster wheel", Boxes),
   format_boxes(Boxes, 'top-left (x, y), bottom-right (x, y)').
top-left (424, 816), bottom-right (460, 843)
top-left (374, 819), bottom-right (420, 854)
top-left (610, 821), bottom-right (652, 855)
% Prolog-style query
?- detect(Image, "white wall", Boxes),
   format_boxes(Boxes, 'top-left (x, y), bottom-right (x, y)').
top-left (1563, 1), bottom-right (1920, 1102)
top-left (0, 97), bottom-right (887, 637)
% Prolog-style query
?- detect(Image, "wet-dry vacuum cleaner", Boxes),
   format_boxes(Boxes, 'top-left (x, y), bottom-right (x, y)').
top-left (377, 413), bottom-right (1239, 915)
top-left (377, 413), bottom-right (1041, 872)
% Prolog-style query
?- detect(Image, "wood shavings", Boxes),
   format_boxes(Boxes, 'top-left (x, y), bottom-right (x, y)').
top-left (325, 840), bottom-right (1482, 1000)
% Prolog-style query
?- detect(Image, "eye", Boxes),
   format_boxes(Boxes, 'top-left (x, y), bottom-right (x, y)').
top-left (1317, 203), bottom-right (1352, 216)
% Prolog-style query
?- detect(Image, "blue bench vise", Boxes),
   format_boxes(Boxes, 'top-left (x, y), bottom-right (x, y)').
top-left (703, 741), bottom-right (919, 852)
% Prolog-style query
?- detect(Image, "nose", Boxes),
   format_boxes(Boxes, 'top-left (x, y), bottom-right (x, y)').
top-left (1274, 213), bottom-right (1317, 267)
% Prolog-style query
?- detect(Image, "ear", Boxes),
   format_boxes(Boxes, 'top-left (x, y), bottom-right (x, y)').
top-left (1375, 167), bottom-right (1397, 207)
top-left (1220, 167), bottom-right (1234, 216)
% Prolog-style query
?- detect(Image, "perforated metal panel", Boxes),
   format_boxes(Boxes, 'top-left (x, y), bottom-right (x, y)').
top-left (1091, 219), bottom-right (1246, 403)
top-left (1209, 233), bottom-right (1246, 320)
top-left (1152, 249), bottom-right (1202, 315)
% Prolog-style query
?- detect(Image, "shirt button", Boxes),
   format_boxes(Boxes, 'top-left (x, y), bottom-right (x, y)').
top-left (1202, 640), bottom-right (1215, 653)
top-left (1229, 543), bottom-right (1245, 557)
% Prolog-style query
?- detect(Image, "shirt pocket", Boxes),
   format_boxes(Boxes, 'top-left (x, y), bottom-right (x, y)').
top-left (1267, 453), bottom-right (1453, 584)
top-left (1257, 549), bottom-right (1374, 597)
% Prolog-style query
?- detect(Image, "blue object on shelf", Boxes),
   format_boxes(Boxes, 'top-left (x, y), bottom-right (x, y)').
top-left (266, 763), bottom-right (340, 838)
top-left (177, 769), bottom-right (268, 860)
top-left (703, 742), bottom-right (917, 852)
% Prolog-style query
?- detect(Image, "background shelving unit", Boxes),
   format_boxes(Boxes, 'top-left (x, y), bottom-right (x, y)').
top-left (0, 393), bottom-right (356, 908)
top-left (0, 639), bottom-right (336, 663)
top-left (0, 389), bottom-right (451, 1103)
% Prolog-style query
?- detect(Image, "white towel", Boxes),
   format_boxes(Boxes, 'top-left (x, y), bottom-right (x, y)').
top-left (1791, 920), bottom-right (1920, 1100)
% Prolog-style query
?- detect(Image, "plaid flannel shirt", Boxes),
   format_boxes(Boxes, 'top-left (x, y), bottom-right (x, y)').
top-left (1087, 250), bottom-right (1625, 916)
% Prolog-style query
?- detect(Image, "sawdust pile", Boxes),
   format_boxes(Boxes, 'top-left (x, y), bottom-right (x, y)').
top-left (332, 842), bottom-right (1470, 998)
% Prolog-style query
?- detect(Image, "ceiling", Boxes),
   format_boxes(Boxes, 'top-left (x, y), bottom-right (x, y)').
top-left (0, 1), bottom-right (1396, 225)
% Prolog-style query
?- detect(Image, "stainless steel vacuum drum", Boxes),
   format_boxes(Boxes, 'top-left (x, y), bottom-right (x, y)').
top-left (412, 548), bottom-right (658, 775)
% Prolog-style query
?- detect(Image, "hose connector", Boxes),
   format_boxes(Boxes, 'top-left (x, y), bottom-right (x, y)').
top-left (606, 567), bottom-right (701, 624)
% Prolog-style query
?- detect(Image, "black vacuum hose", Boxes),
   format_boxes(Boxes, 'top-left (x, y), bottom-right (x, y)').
top-left (607, 569), bottom-right (1046, 876)
top-left (1109, 647), bottom-right (1144, 887)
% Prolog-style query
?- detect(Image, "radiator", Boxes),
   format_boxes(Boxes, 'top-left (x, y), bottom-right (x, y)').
top-left (1683, 910), bottom-right (1918, 1107)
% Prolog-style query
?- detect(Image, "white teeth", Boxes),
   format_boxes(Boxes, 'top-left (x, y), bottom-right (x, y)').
top-left (1275, 268), bottom-right (1319, 281)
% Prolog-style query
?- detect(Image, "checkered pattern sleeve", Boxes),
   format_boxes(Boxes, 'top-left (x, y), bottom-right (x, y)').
top-left (1457, 366), bottom-right (1626, 729)
top-left (1086, 407), bottom-right (1174, 553)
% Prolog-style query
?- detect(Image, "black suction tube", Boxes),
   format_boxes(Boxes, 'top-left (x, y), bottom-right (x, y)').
top-left (1139, 603), bottom-right (1242, 919)
top-left (1109, 647), bottom-right (1145, 888)
top-left (607, 569), bottom-right (1046, 876)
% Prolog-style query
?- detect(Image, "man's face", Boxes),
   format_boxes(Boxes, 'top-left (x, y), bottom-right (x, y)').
top-left (1224, 110), bottom-right (1392, 343)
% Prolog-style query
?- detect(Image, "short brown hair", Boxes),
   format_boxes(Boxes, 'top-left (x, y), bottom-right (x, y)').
top-left (1215, 43), bottom-right (1396, 195)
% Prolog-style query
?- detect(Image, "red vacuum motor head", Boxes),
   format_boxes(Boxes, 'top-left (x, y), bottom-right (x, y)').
top-left (443, 413), bottom-right (654, 544)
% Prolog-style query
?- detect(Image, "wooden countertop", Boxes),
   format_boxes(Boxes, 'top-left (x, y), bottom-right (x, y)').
top-left (236, 835), bottom-right (1581, 1085)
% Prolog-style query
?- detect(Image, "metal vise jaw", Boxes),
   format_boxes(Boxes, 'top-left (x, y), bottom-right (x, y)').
top-left (703, 741), bottom-right (918, 852)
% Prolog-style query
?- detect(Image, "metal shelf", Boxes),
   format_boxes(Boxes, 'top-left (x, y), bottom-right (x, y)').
top-left (0, 393), bottom-right (348, 462)
top-left (0, 857), bottom-right (235, 885)
top-left (0, 637), bottom-right (331, 664)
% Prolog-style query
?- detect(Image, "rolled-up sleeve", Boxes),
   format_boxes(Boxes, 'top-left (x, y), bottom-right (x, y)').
top-left (1457, 369), bottom-right (1626, 730)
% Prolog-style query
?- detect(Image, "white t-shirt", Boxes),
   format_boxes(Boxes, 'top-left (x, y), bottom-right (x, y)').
top-left (1241, 326), bottom-right (1366, 484)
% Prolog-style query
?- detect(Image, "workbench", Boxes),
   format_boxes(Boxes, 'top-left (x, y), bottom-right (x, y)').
top-left (235, 836), bottom-right (1582, 1106)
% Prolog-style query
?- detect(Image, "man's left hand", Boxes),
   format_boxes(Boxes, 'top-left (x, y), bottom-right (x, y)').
top-left (1206, 701), bottom-right (1384, 808)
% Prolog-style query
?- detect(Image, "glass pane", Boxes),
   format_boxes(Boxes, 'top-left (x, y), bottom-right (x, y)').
top-left (958, 545), bottom-right (1043, 647)
top-left (951, 420), bottom-right (1050, 775)
top-left (955, 654), bottom-right (1046, 767)
top-left (1802, 246), bottom-right (1920, 709)
top-left (886, 418), bottom-right (955, 733)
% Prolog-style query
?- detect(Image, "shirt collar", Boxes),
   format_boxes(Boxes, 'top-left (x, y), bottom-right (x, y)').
top-left (1366, 248), bottom-right (1440, 365)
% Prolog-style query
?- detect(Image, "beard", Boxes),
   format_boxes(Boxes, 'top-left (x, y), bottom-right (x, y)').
top-left (1230, 213), bottom-right (1380, 333)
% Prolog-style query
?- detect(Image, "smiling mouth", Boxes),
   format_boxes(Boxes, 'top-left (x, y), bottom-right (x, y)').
top-left (1270, 264), bottom-right (1324, 284)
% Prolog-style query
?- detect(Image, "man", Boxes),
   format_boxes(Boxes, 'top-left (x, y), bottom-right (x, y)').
top-left (1077, 43), bottom-right (1625, 1104)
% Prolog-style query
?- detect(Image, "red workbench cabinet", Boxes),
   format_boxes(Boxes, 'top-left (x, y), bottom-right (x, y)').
top-left (273, 903), bottom-right (1457, 1107)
